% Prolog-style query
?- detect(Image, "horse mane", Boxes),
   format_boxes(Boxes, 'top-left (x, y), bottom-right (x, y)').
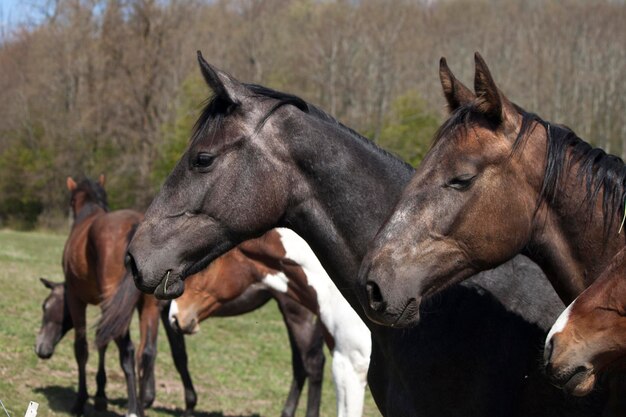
top-left (432, 103), bottom-right (626, 234)
top-left (74, 178), bottom-right (109, 212)
top-left (191, 83), bottom-right (413, 172)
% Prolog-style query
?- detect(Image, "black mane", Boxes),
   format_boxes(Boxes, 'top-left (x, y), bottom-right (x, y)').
top-left (433, 103), bottom-right (626, 234)
top-left (191, 83), bottom-right (413, 172)
top-left (74, 178), bottom-right (109, 212)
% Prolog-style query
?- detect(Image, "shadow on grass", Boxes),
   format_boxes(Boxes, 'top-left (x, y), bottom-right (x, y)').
top-left (33, 386), bottom-right (124, 416)
top-left (34, 386), bottom-right (261, 417)
top-left (150, 406), bottom-right (260, 417)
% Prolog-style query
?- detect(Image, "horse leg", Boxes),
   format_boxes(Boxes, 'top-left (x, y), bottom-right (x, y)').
top-left (94, 344), bottom-right (109, 411)
top-left (67, 296), bottom-right (88, 416)
top-left (114, 330), bottom-right (141, 417)
top-left (160, 302), bottom-right (197, 417)
top-left (274, 294), bottom-right (325, 417)
top-left (330, 350), bottom-right (367, 417)
top-left (137, 295), bottom-right (159, 409)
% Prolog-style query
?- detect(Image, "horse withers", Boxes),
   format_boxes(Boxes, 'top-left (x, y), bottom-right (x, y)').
top-left (170, 228), bottom-right (371, 417)
top-left (545, 247), bottom-right (626, 396)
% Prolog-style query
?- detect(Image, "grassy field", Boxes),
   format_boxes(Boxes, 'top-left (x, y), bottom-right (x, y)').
top-left (0, 229), bottom-right (380, 417)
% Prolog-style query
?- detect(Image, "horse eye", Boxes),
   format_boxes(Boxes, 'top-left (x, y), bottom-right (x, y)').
top-left (193, 153), bottom-right (215, 169)
top-left (447, 175), bottom-right (476, 190)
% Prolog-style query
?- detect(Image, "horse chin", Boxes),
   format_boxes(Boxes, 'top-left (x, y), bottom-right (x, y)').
top-left (563, 367), bottom-right (596, 397)
top-left (153, 275), bottom-right (185, 300)
top-left (390, 298), bottom-right (420, 328)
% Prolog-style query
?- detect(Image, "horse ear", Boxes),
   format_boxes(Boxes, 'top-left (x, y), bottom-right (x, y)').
top-left (66, 177), bottom-right (77, 191)
top-left (473, 52), bottom-right (503, 123)
top-left (439, 57), bottom-right (475, 112)
top-left (40, 277), bottom-right (56, 289)
top-left (98, 174), bottom-right (105, 187)
top-left (197, 51), bottom-right (243, 106)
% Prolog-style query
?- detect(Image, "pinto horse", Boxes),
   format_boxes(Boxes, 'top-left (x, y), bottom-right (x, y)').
top-left (357, 53), bottom-right (625, 413)
top-left (169, 228), bottom-right (371, 417)
top-left (36, 175), bottom-right (143, 416)
top-left (124, 52), bottom-right (605, 416)
top-left (98, 241), bottom-right (329, 417)
top-left (545, 247), bottom-right (626, 396)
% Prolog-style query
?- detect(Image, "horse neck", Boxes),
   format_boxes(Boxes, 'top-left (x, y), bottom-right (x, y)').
top-left (282, 115), bottom-right (415, 322)
top-left (525, 131), bottom-right (626, 302)
top-left (73, 202), bottom-right (107, 228)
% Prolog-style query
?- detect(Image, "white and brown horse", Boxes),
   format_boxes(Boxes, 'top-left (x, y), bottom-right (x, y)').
top-left (169, 228), bottom-right (371, 417)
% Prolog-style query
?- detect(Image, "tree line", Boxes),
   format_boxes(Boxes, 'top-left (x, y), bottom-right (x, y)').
top-left (0, 0), bottom-right (624, 229)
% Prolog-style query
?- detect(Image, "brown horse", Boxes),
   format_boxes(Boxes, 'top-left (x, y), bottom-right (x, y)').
top-left (358, 53), bottom-right (626, 326)
top-left (36, 176), bottom-right (200, 416)
top-left (169, 228), bottom-right (371, 417)
top-left (357, 54), bottom-right (626, 412)
top-left (34, 175), bottom-right (143, 416)
top-left (545, 247), bottom-right (626, 396)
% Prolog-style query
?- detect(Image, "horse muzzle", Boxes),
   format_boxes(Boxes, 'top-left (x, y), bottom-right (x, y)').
top-left (35, 343), bottom-right (54, 359)
top-left (126, 251), bottom-right (185, 299)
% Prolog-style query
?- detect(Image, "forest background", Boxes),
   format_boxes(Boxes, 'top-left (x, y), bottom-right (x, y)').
top-left (0, 0), bottom-right (624, 229)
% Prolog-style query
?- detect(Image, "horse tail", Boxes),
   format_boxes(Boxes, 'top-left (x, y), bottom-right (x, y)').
top-left (96, 270), bottom-right (141, 347)
top-left (95, 223), bottom-right (141, 348)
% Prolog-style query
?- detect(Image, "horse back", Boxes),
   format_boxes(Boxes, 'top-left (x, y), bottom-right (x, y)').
top-left (88, 209), bottom-right (144, 300)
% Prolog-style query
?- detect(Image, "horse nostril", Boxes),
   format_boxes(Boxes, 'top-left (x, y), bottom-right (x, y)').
top-left (366, 281), bottom-right (387, 312)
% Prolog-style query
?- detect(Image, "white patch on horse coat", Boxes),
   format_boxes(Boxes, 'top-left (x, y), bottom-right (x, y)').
top-left (261, 271), bottom-right (289, 293)
top-left (276, 228), bottom-right (371, 417)
top-left (168, 299), bottom-right (179, 327)
top-left (546, 301), bottom-right (574, 350)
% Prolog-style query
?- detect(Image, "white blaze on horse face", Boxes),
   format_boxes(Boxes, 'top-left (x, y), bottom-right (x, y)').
top-left (261, 271), bottom-right (290, 293)
top-left (168, 300), bottom-right (179, 327)
top-left (546, 301), bottom-right (574, 350)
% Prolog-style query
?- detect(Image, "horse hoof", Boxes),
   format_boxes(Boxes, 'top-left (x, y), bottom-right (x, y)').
top-left (182, 409), bottom-right (194, 417)
top-left (94, 396), bottom-right (108, 411)
top-left (142, 395), bottom-right (155, 409)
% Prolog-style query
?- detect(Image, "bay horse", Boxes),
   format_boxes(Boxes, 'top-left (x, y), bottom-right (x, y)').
top-left (37, 175), bottom-right (142, 416)
top-left (123, 52), bottom-right (605, 416)
top-left (169, 228), bottom-right (371, 417)
top-left (545, 247), bottom-right (626, 396)
top-left (357, 53), bottom-right (625, 413)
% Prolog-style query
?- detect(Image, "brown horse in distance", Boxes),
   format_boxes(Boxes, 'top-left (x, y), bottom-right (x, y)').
top-left (545, 247), bottom-right (626, 396)
top-left (36, 175), bottom-right (143, 416)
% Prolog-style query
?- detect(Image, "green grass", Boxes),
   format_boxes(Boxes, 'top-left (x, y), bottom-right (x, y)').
top-left (0, 229), bottom-right (381, 417)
